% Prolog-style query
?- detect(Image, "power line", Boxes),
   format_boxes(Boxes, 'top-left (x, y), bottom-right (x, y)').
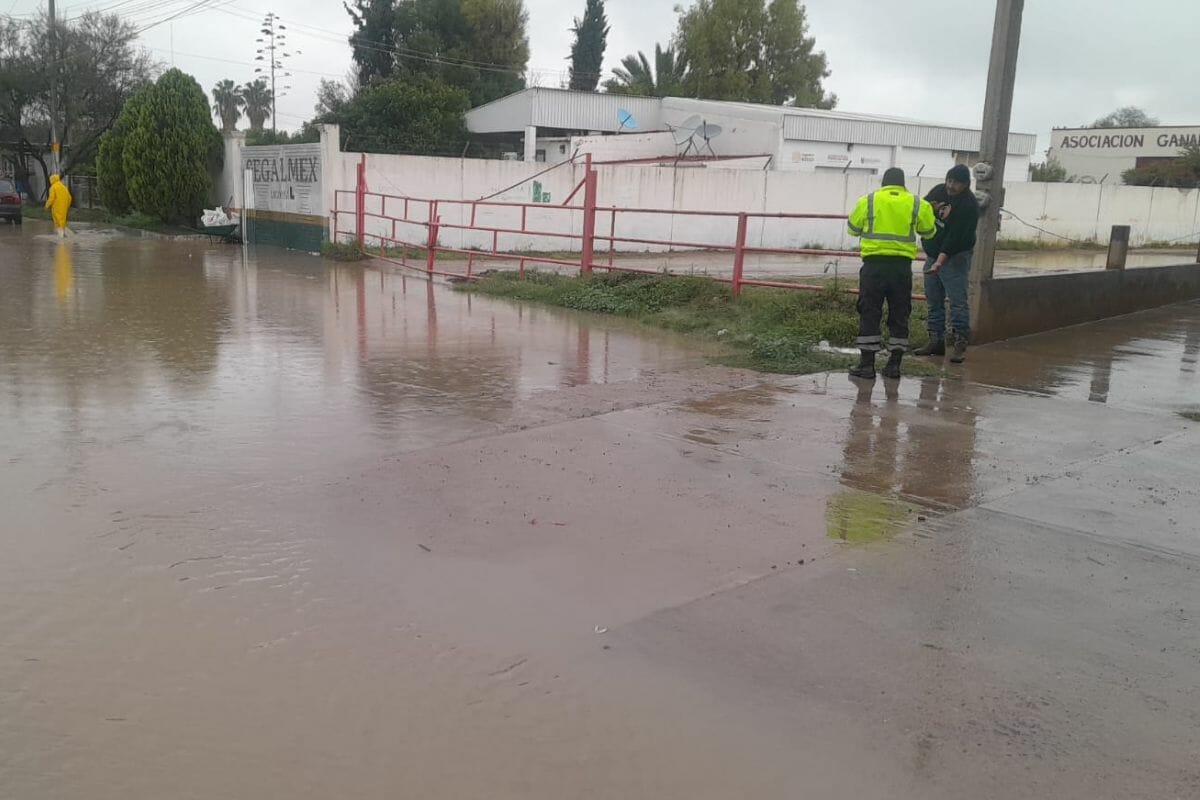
top-left (147, 46), bottom-right (346, 80)
top-left (211, 4), bottom-right (603, 83)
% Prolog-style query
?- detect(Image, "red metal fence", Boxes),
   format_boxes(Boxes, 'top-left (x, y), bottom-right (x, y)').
top-left (333, 154), bottom-right (923, 298)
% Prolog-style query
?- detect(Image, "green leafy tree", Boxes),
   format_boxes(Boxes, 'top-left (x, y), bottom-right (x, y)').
top-left (760, 0), bottom-right (834, 107)
top-left (604, 44), bottom-right (687, 97)
top-left (56, 14), bottom-right (156, 167)
top-left (211, 79), bottom-right (244, 132)
top-left (1030, 157), bottom-right (1069, 183)
top-left (1, 12), bottom-right (152, 193)
top-left (675, 0), bottom-right (834, 107)
top-left (1092, 106), bottom-right (1158, 129)
top-left (245, 126), bottom-right (321, 146)
top-left (346, 0), bottom-right (529, 106)
top-left (1123, 145), bottom-right (1200, 188)
top-left (345, 0), bottom-right (398, 86)
top-left (568, 0), bottom-right (608, 92)
top-left (95, 85), bottom-right (151, 214)
top-left (314, 78), bottom-right (350, 118)
top-left (325, 77), bottom-right (470, 155)
top-left (241, 79), bottom-right (272, 133)
top-left (123, 69), bottom-right (222, 223)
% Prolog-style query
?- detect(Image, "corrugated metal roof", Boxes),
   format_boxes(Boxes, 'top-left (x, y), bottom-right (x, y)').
top-left (531, 90), bottom-right (662, 132)
top-left (783, 114), bottom-right (1036, 156)
top-left (466, 89), bottom-right (1037, 156)
top-left (466, 91), bottom-right (534, 134)
top-left (467, 89), bottom-right (662, 134)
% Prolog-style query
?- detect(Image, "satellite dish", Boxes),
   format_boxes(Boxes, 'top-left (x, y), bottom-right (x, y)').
top-left (669, 115), bottom-right (703, 146)
top-left (617, 108), bottom-right (638, 131)
top-left (675, 118), bottom-right (722, 158)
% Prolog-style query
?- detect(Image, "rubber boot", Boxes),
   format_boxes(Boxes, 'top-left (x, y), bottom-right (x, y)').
top-left (881, 350), bottom-right (903, 380)
top-left (848, 350), bottom-right (876, 380)
top-left (913, 337), bottom-right (945, 357)
top-left (950, 332), bottom-right (968, 364)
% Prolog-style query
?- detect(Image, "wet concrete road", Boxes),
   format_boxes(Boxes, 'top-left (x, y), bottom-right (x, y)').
top-left (2, 221), bottom-right (1199, 798)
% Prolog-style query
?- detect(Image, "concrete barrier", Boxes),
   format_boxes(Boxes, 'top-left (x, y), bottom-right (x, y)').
top-left (975, 263), bottom-right (1200, 343)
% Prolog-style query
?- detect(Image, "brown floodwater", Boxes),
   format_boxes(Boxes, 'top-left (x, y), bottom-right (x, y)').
top-left (3, 221), bottom-right (1199, 799)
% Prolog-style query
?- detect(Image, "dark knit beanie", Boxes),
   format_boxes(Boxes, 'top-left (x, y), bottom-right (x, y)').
top-left (881, 167), bottom-right (906, 187)
top-left (946, 164), bottom-right (972, 185)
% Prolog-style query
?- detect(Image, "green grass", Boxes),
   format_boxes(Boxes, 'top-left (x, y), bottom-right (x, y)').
top-left (320, 241), bottom-right (369, 261)
top-left (23, 205), bottom-right (194, 235)
top-left (461, 270), bottom-right (938, 376)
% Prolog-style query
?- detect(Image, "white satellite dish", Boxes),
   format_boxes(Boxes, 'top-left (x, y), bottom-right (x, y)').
top-left (674, 117), bottom-right (723, 157)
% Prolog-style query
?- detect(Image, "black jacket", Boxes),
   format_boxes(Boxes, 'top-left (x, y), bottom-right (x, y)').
top-left (923, 184), bottom-right (979, 258)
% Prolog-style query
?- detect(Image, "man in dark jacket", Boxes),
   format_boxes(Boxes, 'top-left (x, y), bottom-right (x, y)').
top-left (914, 164), bottom-right (979, 363)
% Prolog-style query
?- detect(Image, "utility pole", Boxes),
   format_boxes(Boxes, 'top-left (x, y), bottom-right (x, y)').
top-left (969, 0), bottom-right (1025, 341)
top-left (48, 0), bottom-right (61, 175)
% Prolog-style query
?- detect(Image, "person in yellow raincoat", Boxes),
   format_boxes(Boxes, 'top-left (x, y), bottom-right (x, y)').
top-left (45, 174), bottom-right (72, 237)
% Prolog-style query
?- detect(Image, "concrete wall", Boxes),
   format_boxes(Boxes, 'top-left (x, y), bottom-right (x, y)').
top-left (335, 149), bottom-right (1200, 254)
top-left (216, 125), bottom-right (343, 251)
top-left (975, 264), bottom-right (1200, 343)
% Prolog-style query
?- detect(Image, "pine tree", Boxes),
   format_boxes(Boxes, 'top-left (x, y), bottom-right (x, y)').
top-left (123, 69), bottom-right (222, 224)
top-left (568, 0), bottom-right (608, 92)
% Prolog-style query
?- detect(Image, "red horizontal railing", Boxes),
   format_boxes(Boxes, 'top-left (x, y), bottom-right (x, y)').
top-left (332, 154), bottom-right (926, 299)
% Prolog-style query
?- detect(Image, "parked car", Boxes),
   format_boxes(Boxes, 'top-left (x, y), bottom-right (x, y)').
top-left (0, 179), bottom-right (21, 224)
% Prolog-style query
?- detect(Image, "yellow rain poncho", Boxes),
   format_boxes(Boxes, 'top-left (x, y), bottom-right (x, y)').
top-left (45, 174), bottom-right (72, 231)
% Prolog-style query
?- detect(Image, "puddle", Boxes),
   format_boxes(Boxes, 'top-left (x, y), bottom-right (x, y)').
top-left (679, 384), bottom-right (785, 418)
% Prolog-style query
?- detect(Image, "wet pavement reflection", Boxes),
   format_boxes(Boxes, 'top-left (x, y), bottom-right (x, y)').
top-left (3, 221), bottom-right (1199, 799)
top-left (0, 226), bottom-right (704, 505)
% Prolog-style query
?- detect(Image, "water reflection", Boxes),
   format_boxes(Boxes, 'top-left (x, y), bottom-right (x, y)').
top-left (969, 301), bottom-right (1200, 411)
top-left (54, 243), bottom-right (73, 304)
top-left (0, 234), bottom-right (706, 495)
top-left (839, 376), bottom-right (979, 510)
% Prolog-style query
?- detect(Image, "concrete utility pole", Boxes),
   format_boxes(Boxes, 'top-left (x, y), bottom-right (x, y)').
top-left (969, 0), bottom-right (1025, 340)
top-left (48, 0), bottom-right (61, 175)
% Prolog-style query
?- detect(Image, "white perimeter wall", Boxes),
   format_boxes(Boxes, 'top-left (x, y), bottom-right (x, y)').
top-left (334, 150), bottom-right (1200, 253)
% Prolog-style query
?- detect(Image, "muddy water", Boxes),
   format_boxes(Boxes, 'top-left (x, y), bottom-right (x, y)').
top-left (4, 227), bottom-right (817, 799)
top-left (5, 221), bottom-right (1200, 798)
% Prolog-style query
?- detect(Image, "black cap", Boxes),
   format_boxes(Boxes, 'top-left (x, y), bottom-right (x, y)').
top-left (881, 167), bottom-right (906, 187)
top-left (947, 164), bottom-right (972, 185)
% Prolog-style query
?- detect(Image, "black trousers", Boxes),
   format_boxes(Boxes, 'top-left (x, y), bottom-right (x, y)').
top-left (856, 256), bottom-right (912, 354)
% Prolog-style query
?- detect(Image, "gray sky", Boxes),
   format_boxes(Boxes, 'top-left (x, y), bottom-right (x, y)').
top-left (8, 0), bottom-right (1200, 157)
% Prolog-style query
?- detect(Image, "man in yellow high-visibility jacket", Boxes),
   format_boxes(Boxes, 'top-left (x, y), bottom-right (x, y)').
top-left (846, 168), bottom-right (937, 380)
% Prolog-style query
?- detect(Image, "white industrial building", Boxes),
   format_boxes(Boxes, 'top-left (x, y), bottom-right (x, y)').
top-left (1047, 125), bottom-right (1200, 184)
top-left (466, 88), bottom-right (1035, 183)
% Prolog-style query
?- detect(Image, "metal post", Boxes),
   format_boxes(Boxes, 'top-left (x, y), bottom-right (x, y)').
top-left (732, 213), bottom-right (749, 298)
top-left (48, 0), bottom-right (61, 176)
top-left (1106, 225), bottom-right (1130, 271)
top-left (969, 0), bottom-right (1025, 341)
top-left (355, 157), bottom-right (366, 248)
top-left (426, 200), bottom-right (440, 275)
top-left (580, 154), bottom-right (598, 274)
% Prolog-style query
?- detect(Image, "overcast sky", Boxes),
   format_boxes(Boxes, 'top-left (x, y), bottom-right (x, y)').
top-left (8, 0), bottom-right (1200, 157)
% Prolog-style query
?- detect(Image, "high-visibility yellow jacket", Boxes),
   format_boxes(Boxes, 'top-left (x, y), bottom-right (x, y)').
top-left (847, 186), bottom-right (937, 259)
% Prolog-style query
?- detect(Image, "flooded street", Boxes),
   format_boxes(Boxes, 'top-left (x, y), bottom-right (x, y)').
top-left (2, 221), bottom-right (1199, 799)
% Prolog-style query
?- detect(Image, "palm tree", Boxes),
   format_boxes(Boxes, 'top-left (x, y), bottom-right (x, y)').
top-left (211, 79), bottom-right (245, 132)
top-left (604, 44), bottom-right (688, 97)
top-left (241, 79), bottom-right (273, 133)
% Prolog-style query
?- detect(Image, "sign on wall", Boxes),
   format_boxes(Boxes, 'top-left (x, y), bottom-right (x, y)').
top-left (1050, 127), bottom-right (1200, 157)
top-left (242, 143), bottom-right (322, 216)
